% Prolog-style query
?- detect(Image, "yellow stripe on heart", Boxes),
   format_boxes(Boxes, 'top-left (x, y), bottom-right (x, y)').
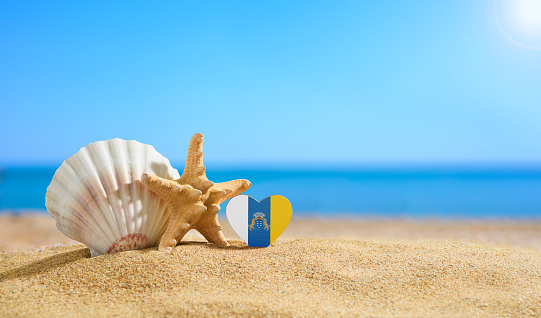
top-left (270, 195), bottom-right (293, 243)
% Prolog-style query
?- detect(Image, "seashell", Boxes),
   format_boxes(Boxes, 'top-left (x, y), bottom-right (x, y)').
top-left (45, 138), bottom-right (180, 257)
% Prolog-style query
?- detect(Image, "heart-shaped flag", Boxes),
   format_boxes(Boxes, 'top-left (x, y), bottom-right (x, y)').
top-left (226, 195), bottom-right (292, 247)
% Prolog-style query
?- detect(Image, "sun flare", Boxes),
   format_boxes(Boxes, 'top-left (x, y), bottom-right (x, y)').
top-left (494, 0), bottom-right (541, 49)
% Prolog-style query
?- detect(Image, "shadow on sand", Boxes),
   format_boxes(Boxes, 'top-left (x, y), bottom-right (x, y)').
top-left (179, 239), bottom-right (256, 251)
top-left (0, 240), bottom-right (255, 282)
top-left (0, 247), bottom-right (91, 283)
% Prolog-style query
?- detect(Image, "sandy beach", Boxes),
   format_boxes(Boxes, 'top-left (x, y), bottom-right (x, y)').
top-left (1, 213), bottom-right (541, 317)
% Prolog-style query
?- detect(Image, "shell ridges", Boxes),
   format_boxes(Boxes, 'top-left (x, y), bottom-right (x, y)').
top-left (45, 138), bottom-right (180, 256)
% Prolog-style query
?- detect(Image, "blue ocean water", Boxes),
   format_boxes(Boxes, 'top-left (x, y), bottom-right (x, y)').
top-left (1, 166), bottom-right (541, 218)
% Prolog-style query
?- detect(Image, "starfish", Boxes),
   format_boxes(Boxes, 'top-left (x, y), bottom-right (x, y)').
top-left (141, 133), bottom-right (251, 253)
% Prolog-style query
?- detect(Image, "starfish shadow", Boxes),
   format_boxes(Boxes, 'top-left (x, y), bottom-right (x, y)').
top-left (0, 247), bottom-right (90, 283)
top-left (177, 240), bottom-right (254, 250)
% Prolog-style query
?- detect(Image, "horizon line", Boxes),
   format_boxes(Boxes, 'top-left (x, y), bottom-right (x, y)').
top-left (2, 161), bottom-right (541, 170)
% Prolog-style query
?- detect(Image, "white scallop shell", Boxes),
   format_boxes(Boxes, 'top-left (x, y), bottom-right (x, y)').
top-left (45, 138), bottom-right (180, 257)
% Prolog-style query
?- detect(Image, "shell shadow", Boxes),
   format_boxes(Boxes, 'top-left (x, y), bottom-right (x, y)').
top-left (0, 240), bottom-right (259, 283)
top-left (0, 247), bottom-right (90, 282)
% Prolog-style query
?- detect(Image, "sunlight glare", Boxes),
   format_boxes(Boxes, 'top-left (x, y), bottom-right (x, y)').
top-left (511, 0), bottom-right (541, 34)
top-left (494, 0), bottom-right (541, 49)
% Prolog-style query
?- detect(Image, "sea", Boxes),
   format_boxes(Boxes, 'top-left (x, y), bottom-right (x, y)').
top-left (1, 166), bottom-right (541, 219)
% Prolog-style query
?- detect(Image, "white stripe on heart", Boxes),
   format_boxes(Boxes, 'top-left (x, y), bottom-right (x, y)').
top-left (226, 194), bottom-right (249, 244)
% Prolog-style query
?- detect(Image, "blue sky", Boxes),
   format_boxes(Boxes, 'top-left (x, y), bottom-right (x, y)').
top-left (1, 1), bottom-right (540, 166)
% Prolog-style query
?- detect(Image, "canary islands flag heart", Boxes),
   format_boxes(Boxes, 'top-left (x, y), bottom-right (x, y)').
top-left (226, 195), bottom-right (292, 247)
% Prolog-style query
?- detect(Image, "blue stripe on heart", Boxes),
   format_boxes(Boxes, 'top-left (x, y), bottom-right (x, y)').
top-left (247, 196), bottom-right (271, 247)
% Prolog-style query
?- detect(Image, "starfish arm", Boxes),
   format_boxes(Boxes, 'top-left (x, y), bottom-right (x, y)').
top-left (191, 188), bottom-right (228, 245)
top-left (183, 133), bottom-right (204, 179)
top-left (141, 172), bottom-right (197, 199)
top-left (210, 179), bottom-right (252, 203)
top-left (178, 133), bottom-right (213, 193)
top-left (192, 215), bottom-right (229, 246)
top-left (160, 203), bottom-right (207, 253)
top-left (191, 179), bottom-right (251, 246)
top-left (141, 172), bottom-right (207, 253)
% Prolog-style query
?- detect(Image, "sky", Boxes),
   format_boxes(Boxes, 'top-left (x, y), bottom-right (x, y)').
top-left (1, 1), bottom-right (540, 167)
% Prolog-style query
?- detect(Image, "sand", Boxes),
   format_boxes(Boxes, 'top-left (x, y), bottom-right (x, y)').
top-left (1, 213), bottom-right (541, 317)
